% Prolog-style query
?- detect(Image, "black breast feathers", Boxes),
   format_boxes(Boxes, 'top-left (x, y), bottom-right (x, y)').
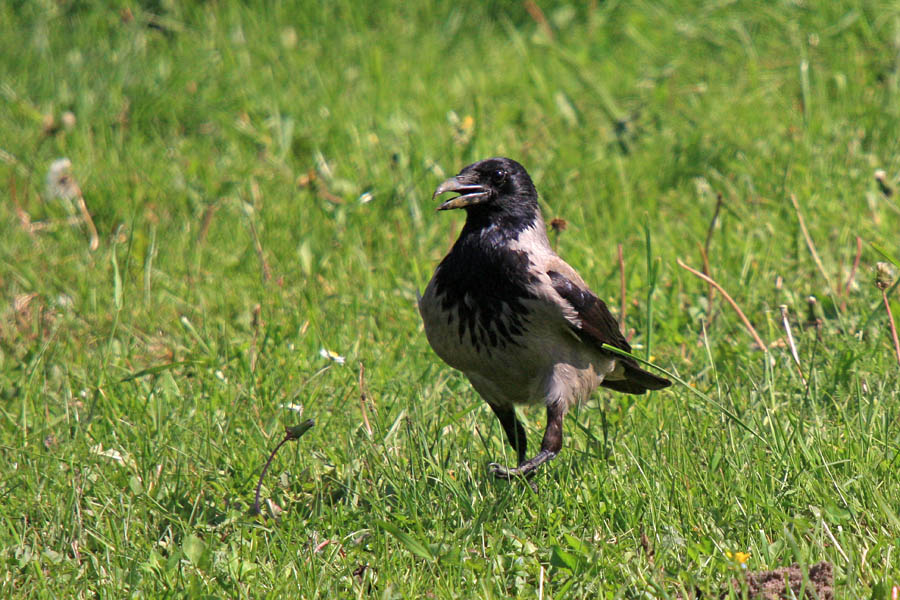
top-left (432, 226), bottom-right (538, 355)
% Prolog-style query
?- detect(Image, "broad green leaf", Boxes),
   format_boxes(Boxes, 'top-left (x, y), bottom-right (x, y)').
top-left (376, 521), bottom-right (434, 562)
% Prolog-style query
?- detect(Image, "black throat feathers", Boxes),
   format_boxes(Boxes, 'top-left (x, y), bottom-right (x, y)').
top-left (432, 207), bottom-right (540, 354)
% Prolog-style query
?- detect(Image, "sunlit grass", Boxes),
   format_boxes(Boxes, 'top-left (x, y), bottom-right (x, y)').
top-left (2, 0), bottom-right (899, 597)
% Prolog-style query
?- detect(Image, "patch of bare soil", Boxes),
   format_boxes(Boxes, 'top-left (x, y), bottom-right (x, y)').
top-left (729, 562), bottom-right (833, 600)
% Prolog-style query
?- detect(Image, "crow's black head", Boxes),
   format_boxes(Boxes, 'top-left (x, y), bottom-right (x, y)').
top-left (432, 158), bottom-right (539, 227)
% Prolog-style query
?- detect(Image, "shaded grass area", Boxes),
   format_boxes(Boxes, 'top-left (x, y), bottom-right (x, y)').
top-left (1, 0), bottom-right (899, 597)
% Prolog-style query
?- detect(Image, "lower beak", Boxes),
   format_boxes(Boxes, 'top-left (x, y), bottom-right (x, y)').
top-left (432, 176), bottom-right (490, 210)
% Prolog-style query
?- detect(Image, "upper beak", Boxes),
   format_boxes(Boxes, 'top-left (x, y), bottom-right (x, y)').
top-left (432, 176), bottom-right (490, 211)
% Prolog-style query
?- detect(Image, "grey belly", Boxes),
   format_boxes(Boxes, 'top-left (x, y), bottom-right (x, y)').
top-left (420, 295), bottom-right (611, 408)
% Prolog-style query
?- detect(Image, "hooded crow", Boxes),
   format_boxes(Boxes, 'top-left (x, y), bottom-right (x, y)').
top-left (418, 157), bottom-right (670, 479)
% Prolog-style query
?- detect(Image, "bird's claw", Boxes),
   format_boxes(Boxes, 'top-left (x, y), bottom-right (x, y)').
top-left (489, 449), bottom-right (556, 480)
top-left (488, 462), bottom-right (533, 480)
top-left (488, 462), bottom-right (513, 479)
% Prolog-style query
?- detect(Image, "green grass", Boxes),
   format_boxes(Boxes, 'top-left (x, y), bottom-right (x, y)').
top-left (2, 0), bottom-right (900, 597)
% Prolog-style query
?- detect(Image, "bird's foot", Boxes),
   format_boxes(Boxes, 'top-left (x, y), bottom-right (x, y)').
top-left (488, 462), bottom-right (535, 480)
top-left (488, 449), bottom-right (557, 480)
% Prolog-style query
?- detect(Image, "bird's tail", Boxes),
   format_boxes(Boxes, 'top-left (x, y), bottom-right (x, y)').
top-left (601, 363), bottom-right (671, 395)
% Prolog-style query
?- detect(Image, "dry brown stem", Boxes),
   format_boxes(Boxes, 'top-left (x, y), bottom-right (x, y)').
top-left (524, 0), bottom-right (554, 40)
top-left (74, 190), bottom-right (99, 251)
top-left (250, 303), bottom-right (263, 373)
top-left (358, 362), bottom-right (373, 436)
top-left (882, 290), bottom-right (900, 368)
top-left (790, 193), bottom-right (836, 297)
top-left (677, 258), bottom-right (767, 352)
top-left (197, 201), bottom-right (219, 245)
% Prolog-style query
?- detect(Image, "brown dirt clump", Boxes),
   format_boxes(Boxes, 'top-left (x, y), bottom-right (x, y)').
top-left (730, 561), bottom-right (833, 600)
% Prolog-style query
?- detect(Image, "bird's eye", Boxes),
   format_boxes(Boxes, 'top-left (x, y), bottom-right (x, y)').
top-left (492, 169), bottom-right (508, 185)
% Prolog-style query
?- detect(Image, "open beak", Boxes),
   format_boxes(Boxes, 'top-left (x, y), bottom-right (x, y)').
top-left (432, 176), bottom-right (490, 211)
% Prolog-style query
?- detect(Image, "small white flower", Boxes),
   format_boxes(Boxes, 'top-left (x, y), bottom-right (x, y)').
top-left (90, 444), bottom-right (135, 469)
top-left (56, 294), bottom-right (74, 310)
top-left (319, 347), bottom-right (345, 365)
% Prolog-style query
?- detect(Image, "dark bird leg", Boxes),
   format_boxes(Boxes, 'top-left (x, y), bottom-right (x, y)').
top-left (490, 403), bottom-right (565, 479)
top-left (489, 404), bottom-right (527, 465)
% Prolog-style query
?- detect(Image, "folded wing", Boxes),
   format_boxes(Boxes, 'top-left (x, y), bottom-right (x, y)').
top-left (546, 266), bottom-right (671, 394)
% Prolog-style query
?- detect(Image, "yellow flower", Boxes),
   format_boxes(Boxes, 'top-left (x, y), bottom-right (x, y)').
top-left (725, 551), bottom-right (750, 566)
top-left (451, 113), bottom-right (475, 145)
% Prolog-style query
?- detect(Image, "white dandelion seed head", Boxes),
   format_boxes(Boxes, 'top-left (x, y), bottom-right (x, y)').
top-left (46, 158), bottom-right (79, 201)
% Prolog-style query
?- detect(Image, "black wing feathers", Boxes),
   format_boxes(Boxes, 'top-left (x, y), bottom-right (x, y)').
top-left (547, 270), bottom-right (670, 394)
top-left (547, 270), bottom-right (631, 353)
